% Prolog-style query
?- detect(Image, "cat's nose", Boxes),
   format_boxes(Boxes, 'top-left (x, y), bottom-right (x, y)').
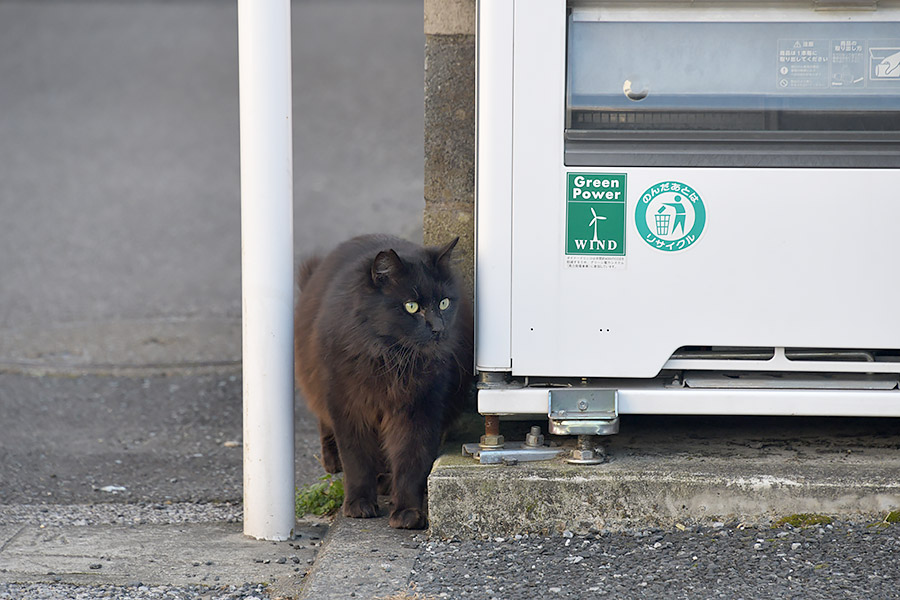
top-left (429, 318), bottom-right (444, 339)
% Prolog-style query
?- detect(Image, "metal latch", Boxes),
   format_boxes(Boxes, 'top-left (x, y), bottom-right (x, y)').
top-left (548, 389), bottom-right (619, 436)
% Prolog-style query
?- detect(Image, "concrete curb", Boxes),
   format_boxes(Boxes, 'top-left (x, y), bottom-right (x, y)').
top-left (299, 511), bottom-right (423, 600)
top-left (425, 0), bottom-right (474, 35)
top-left (0, 520), bottom-right (320, 591)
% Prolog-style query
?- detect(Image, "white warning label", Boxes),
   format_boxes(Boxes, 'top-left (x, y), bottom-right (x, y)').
top-left (778, 39), bottom-right (829, 89)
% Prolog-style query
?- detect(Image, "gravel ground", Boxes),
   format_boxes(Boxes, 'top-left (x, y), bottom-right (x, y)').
top-left (0, 503), bottom-right (242, 527)
top-left (410, 521), bottom-right (900, 599)
top-left (0, 583), bottom-right (270, 600)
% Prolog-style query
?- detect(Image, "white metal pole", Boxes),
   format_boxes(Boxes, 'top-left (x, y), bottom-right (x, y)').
top-left (238, 0), bottom-right (295, 541)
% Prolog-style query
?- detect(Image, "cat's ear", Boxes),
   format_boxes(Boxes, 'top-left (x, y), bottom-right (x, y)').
top-left (371, 249), bottom-right (405, 285)
top-left (433, 237), bottom-right (460, 268)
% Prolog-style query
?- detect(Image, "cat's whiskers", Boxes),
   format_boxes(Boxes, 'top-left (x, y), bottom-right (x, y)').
top-left (377, 339), bottom-right (415, 378)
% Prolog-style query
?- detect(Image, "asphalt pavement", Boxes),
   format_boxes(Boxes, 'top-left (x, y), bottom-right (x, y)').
top-left (0, 0), bottom-right (424, 486)
top-left (0, 0), bottom-right (424, 598)
top-left (0, 0), bottom-right (424, 333)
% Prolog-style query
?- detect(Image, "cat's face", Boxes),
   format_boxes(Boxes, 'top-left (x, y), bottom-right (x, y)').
top-left (368, 239), bottom-right (462, 354)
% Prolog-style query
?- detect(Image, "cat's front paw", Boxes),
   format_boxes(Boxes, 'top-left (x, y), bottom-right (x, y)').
top-left (389, 508), bottom-right (427, 530)
top-left (343, 497), bottom-right (379, 519)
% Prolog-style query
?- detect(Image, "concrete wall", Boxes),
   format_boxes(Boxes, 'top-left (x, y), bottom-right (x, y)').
top-left (424, 0), bottom-right (476, 293)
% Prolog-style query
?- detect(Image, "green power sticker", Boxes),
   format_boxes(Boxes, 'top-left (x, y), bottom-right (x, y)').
top-left (635, 181), bottom-right (706, 252)
top-left (566, 173), bottom-right (626, 256)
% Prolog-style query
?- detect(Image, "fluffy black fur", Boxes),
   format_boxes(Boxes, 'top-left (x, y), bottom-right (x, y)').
top-left (294, 234), bottom-right (473, 529)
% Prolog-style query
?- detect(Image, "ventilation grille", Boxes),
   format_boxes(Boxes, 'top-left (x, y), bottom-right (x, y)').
top-left (671, 346), bottom-right (900, 363)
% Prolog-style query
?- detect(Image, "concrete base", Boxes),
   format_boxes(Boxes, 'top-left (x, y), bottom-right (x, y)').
top-left (428, 416), bottom-right (900, 538)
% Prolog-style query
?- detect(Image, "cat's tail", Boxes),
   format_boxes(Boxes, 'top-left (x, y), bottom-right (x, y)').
top-left (298, 255), bottom-right (323, 289)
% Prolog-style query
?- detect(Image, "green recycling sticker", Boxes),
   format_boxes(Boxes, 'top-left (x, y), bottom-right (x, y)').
top-left (635, 181), bottom-right (706, 252)
top-left (565, 173), bottom-right (626, 257)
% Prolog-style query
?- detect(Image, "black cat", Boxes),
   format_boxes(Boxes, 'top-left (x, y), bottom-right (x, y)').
top-left (294, 234), bottom-right (473, 529)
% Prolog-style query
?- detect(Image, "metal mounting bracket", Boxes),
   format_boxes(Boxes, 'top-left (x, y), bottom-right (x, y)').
top-left (548, 388), bottom-right (619, 436)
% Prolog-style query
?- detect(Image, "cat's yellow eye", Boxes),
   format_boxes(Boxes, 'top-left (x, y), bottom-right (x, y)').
top-left (404, 301), bottom-right (419, 314)
top-left (439, 298), bottom-right (451, 311)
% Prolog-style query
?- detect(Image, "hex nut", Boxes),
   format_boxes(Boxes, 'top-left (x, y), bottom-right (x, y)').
top-left (525, 427), bottom-right (544, 448)
top-left (570, 448), bottom-right (596, 461)
top-left (480, 434), bottom-right (505, 448)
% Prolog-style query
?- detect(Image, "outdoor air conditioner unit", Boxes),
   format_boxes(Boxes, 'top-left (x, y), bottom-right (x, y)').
top-left (474, 0), bottom-right (900, 438)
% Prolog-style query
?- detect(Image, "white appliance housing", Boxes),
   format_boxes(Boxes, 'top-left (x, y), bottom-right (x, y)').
top-left (475, 0), bottom-right (900, 419)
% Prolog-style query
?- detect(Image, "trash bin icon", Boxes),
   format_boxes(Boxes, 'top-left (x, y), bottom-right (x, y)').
top-left (655, 213), bottom-right (671, 236)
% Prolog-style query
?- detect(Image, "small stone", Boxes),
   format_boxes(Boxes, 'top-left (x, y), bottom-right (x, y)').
top-left (89, 564), bottom-right (102, 570)
top-left (792, 543), bottom-right (802, 550)
top-left (562, 530), bottom-right (574, 538)
top-left (549, 587), bottom-right (562, 593)
top-left (224, 440), bottom-right (240, 448)
top-left (276, 557), bottom-right (286, 564)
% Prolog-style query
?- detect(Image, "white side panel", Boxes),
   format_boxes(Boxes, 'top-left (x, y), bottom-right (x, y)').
top-left (475, 0), bottom-right (515, 372)
top-left (509, 0), bottom-right (568, 376)
top-left (479, 386), bottom-right (900, 418)
top-left (478, 387), bottom-right (550, 414)
top-left (617, 388), bottom-right (900, 417)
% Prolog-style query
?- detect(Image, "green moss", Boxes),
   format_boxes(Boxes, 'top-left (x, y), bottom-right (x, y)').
top-left (884, 510), bottom-right (900, 524)
top-left (774, 513), bottom-right (833, 528)
top-left (296, 474), bottom-right (344, 517)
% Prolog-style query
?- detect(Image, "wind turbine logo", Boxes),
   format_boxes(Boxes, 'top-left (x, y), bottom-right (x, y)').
top-left (589, 207), bottom-right (606, 247)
